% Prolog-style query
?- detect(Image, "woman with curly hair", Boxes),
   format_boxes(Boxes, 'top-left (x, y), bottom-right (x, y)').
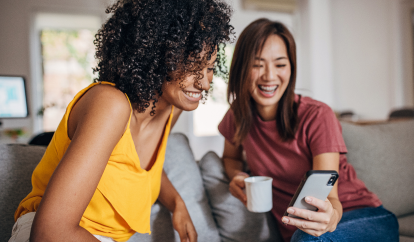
top-left (219, 19), bottom-right (398, 242)
top-left (9, 0), bottom-right (233, 241)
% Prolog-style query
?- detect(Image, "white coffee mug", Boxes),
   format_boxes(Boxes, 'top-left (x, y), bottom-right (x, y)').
top-left (244, 176), bottom-right (273, 213)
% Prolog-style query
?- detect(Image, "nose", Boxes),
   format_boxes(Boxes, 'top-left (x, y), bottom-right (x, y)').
top-left (263, 64), bottom-right (277, 82)
top-left (195, 69), bottom-right (212, 91)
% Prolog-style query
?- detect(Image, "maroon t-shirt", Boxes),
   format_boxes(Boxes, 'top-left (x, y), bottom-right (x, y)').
top-left (218, 95), bottom-right (381, 242)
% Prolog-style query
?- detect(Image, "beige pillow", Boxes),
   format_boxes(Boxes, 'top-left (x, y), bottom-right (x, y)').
top-left (341, 120), bottom-right (414, 217)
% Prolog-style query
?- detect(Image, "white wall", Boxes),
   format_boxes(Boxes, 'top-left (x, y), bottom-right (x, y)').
top-left (176, 0), bottom-right (414, 159)
top-left (1, 0), bottom-right (413, 157)
top-left (330, 0), bottom-right (400, 119)
top-left (0, 0), bottom-right (108, 135)
top-left (295, 0), bottom-right (335, 107)
top-left (0, 0), bottom-right (33, 131)
top-left (177, 0), bottom-right (413, 159)
top-left (332, 0), bottom-right (414, 120)
top-left (296, 0), bottom-right (413, 120)
top-left (396, 0), bottom-right (414, 107)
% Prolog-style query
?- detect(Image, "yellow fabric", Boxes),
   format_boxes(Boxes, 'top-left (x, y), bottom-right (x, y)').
top-left (15, 81), bottom-right (174, 241)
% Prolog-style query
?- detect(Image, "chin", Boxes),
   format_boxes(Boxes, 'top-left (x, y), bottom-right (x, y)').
top-left (175, 102), bottom-right (200, 111)
top-left (253, 96), bottom-right (279, 107)
top-left (257, 102), bottom-right (278, 108)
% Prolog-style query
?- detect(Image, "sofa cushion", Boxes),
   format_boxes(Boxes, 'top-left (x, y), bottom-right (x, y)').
top-left (399, 213), bottom-right (414, 237)
top-left (341, 120), bottom-right (414, 217)
top-left (400, 236), bottom-right (414, 242)
top-left (199, 151), bottom-right (283, 242)
top-left (0, 144), bottom-right (46, 241)
top-left (130, 133), bottom-right (221, 242)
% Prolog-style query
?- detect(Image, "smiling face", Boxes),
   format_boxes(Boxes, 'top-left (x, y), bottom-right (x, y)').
top-left (250, 34), bottom-right (291, 113)
top-left (160, 50), bottom-right (217, 111)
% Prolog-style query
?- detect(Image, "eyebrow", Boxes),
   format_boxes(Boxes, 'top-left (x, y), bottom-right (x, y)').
top-left (255, 57), bottom-right (288, 61)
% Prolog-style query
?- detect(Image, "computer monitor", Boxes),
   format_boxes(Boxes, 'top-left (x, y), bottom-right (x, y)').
top-left (0, 75), bottom-right (29, 118)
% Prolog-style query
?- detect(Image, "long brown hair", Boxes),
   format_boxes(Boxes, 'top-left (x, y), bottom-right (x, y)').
top-left (228, 18), bottom-right (299, 145)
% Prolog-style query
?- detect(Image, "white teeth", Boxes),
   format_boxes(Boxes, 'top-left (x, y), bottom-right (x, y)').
top-left (259, 85), bottom-right (278, 92)
top-left (184, 91), bottom-right (201, 98)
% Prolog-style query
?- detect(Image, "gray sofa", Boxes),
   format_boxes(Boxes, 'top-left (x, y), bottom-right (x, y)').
top-left (1, 120), bottom-right (414, 241)
top-left (341, 120), bottom-right (414, 242)
top-left (0, 134), bottom-right (281, 242)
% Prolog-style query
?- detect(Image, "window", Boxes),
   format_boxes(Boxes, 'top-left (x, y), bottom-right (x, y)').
top-left (40, 29), bottom-right (97, 131)
top-left (33, 13), bottom-right (101, 132)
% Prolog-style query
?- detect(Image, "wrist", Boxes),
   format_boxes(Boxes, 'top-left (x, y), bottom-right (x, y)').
top-left (172, 197), bottom-right (186, 212)
top-left (328, 197), bottom-right (343, 225)
top-left (332, 207), bottom-right (341, 225)
top-left (235, 171), bottom-right (249, 176)
top-left (231, 170), bottom-right (249, 180)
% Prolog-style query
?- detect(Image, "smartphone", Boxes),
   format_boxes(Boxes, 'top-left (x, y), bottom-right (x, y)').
top-left (284, 170), bottom-right (339, 218)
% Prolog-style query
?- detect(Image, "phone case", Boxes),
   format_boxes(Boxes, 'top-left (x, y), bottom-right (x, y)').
top-left (284, 170), bottom-right (339, 218)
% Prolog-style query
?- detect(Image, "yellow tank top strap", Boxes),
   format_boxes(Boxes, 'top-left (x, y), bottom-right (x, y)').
top-left (123, 94), bottom-right (133, 129)
top-left (97, 81), bottom-right (115, 86)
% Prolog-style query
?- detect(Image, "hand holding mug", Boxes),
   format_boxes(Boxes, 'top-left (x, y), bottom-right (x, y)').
top-left (229, 172), bottom-right (250, 205)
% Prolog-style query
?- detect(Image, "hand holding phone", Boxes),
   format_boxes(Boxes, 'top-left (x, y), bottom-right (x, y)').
top-left (284, 170), bottom-right (338, 218)
top-left (281, 170), bottom-right (340, 237)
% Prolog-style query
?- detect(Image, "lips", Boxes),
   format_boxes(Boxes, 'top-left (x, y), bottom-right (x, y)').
top-left (258, 85), bottom-right (278, 95)
top-left (183, 90), bottom-right (202, 101)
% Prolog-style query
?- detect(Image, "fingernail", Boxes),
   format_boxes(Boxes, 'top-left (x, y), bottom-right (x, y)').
top-left (282, 217), bottom-right (289, 223)
top-left (305, 196), bottom-right (312, 202)
top-left (287, 208), bottom-right (294, 214)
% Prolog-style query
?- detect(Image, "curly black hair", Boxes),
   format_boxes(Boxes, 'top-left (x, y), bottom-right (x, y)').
top-left (93, 0), bottom-right (234, 114)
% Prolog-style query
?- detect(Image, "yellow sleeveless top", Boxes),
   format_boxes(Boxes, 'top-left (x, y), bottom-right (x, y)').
top-left (15, 82), bottom-right (174, 241)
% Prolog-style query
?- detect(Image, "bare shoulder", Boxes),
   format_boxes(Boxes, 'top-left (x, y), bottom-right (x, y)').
top-left (68, 84), bottom-right (131, 139)
top-left (86, 84), bottom-right (130, 110)
top-left (78, 84), bottom-right (130, 118)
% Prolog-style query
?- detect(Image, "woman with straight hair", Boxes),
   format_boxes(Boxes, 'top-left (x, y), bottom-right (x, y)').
top-left (219, 18), bottom-right (399, 241)
top-left (9, 0), bottom-right (234, 241)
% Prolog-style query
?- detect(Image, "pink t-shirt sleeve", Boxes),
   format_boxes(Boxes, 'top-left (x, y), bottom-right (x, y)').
top-left (305, 104), bottom-right (348, 157)
top-left (218, 109), bottom-right (237, 146)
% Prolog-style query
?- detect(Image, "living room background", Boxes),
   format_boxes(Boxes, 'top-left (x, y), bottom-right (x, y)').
top-left (0, 0), bottom-right (413, 159)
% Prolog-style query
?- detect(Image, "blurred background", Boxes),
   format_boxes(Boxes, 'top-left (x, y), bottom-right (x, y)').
top-left (0, 0), bottom-right (413, 159)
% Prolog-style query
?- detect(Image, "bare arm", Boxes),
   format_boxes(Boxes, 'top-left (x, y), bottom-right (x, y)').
top-left (158, 108), bottom-right (196, 242)
top-left (30, 85), bottom-right (131, 242)
top-left (158, 171), bottom-right (184, 212)
top-left (222, 139), bottom-right (249, 205)
top-left (158, 171), bottom-right (197, 242)
top-left (312, 152), bottom-right (343, 225)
